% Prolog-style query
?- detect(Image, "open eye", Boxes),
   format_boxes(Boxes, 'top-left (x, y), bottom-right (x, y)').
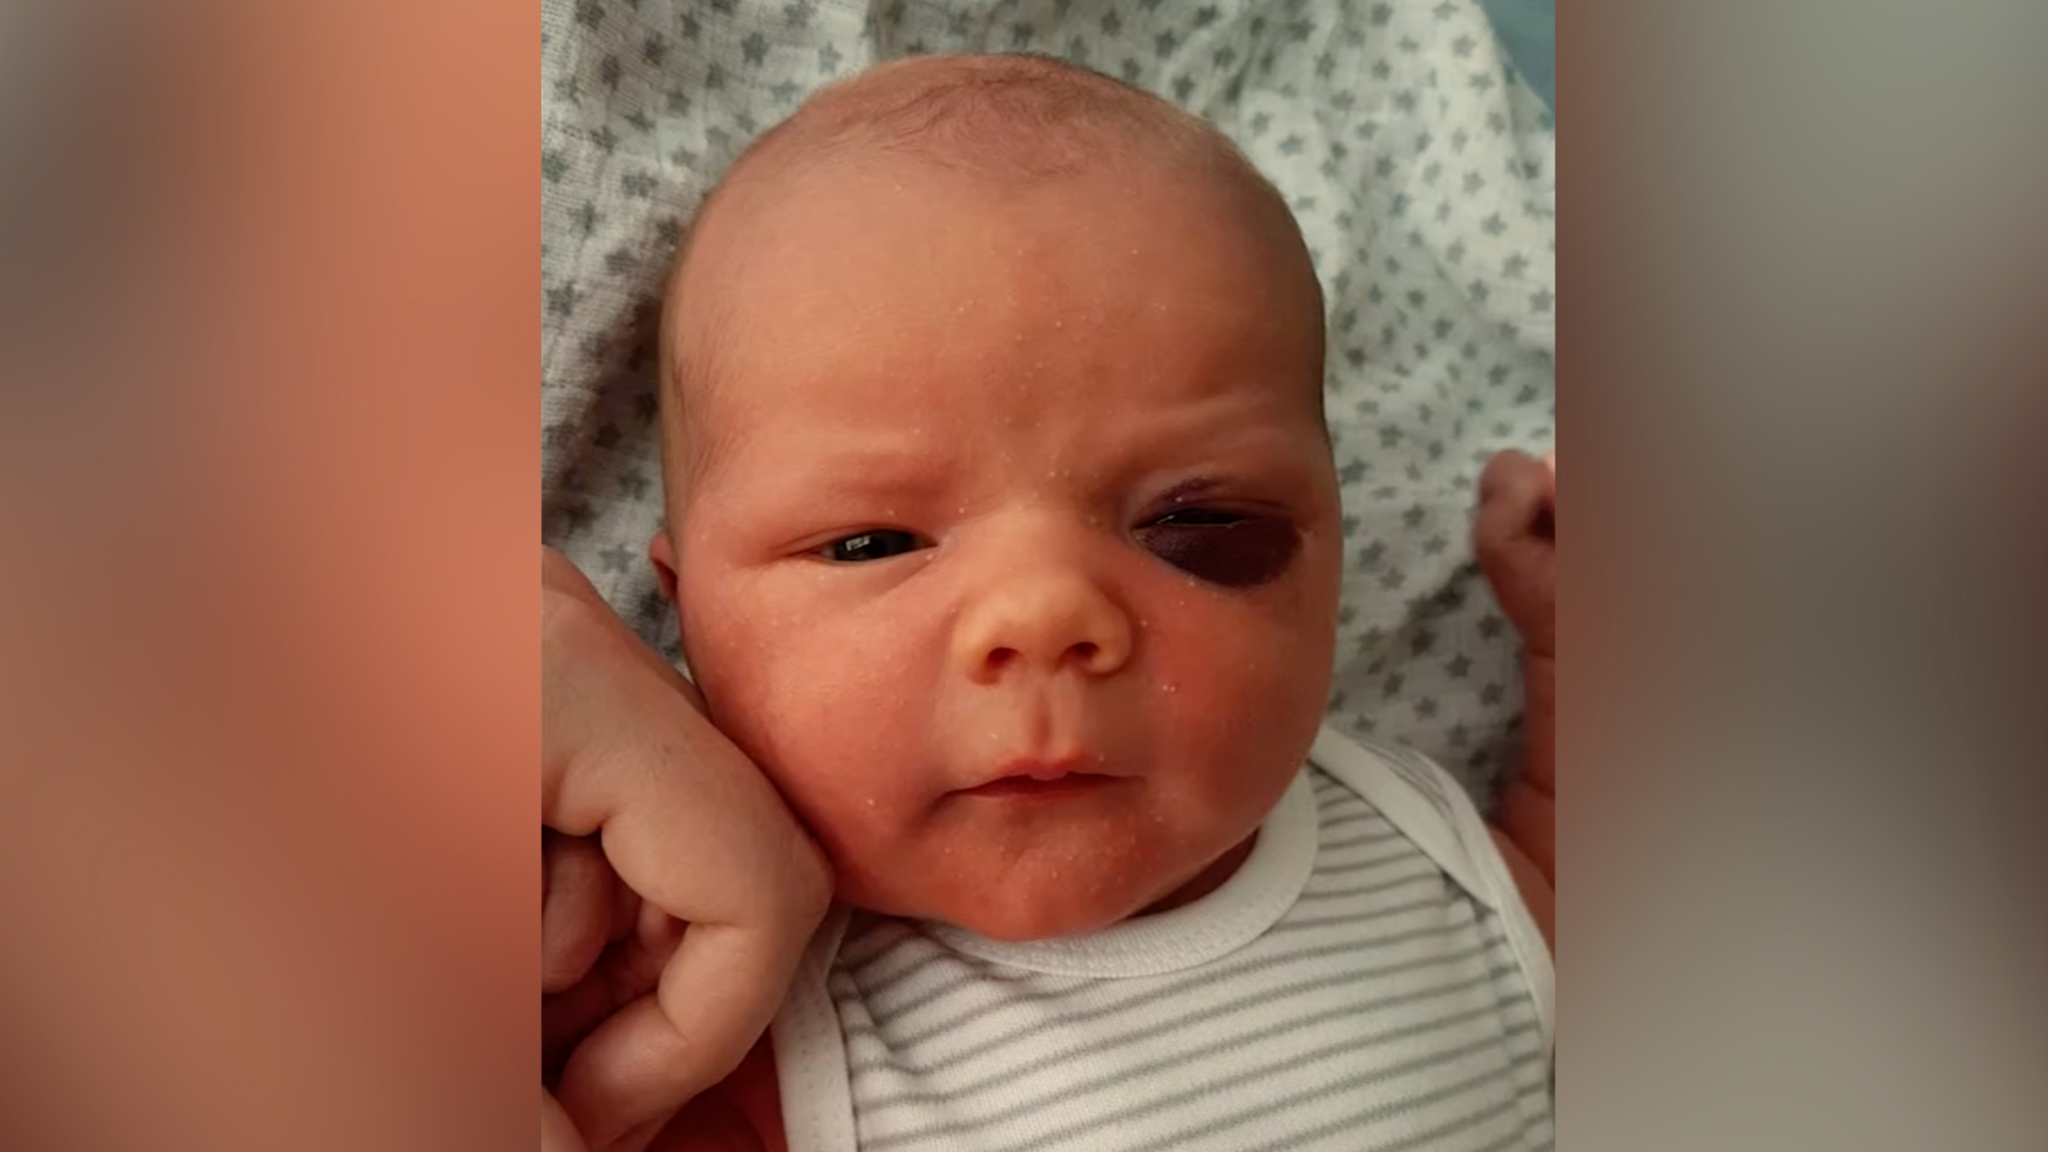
top-left (819, 529), bottom-right (927, 563)
top-left (1135, 508), bottom-right (1299, 588)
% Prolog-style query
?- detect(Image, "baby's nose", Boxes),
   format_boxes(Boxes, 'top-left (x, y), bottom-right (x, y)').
top-left (952, 564), bottom-right (1133, 683)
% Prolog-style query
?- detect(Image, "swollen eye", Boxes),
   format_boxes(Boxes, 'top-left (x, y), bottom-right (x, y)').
top-left (1135, 510), bottom-right (1299, 588)
top-left (823, 530), bottom-right (925, 563)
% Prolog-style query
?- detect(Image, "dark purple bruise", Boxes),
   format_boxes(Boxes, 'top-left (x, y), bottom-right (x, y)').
top-left (1135, 518), bottom-right (1300, 588)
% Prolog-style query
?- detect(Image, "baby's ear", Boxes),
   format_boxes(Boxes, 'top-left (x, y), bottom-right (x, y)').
top-left (647, 529), bottom-right (680, 604)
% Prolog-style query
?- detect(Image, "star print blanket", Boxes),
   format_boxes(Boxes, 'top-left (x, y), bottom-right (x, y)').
top-left (541, 0), bottom-right (1556, 801)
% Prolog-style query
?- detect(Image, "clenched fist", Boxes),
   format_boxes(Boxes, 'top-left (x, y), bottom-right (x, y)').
top-left (543, 546), bottom-right (829, 1152)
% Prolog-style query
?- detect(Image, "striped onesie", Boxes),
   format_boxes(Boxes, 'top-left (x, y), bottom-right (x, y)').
top-left (770, 725), bottom-right (1555, 1151)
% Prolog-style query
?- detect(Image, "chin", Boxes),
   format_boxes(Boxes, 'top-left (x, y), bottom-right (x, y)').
top-left (861, 878), bottom-right (1153, 942)
top-left (940, 895), bottom-right (1139, 942)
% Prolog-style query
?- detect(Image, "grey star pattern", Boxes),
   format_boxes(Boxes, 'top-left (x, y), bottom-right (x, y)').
top-left (556, 502), bottom-right (594, 534)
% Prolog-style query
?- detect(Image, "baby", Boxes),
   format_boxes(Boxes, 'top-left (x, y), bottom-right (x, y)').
top-left (648, 54), bottom-right (1554, 1152)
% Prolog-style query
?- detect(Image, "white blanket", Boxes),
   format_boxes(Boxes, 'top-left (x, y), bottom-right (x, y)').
top-left (541, 0), bottom-right (1556, 800)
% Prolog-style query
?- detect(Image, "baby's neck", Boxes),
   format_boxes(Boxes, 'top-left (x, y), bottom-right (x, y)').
top-left (1136, 831), bottom-right (1259, 917)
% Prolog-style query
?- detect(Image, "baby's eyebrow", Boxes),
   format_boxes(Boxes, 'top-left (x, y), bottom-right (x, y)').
top-left (788, 448), bottom-right (936, 485)
top-left (741, 449), bottom-right (946, 508)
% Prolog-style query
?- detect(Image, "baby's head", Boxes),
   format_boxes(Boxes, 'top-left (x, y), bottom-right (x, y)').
top-left (652, 55), bottom-right (1341, 941)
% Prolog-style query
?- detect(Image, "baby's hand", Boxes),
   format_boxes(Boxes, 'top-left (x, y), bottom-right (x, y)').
top-left (543, 546), bottom-right (831, 1152)
top-left (1474, 451), bottom-right (1556, 943)
top-left (1474, 450), bottom-right (1555, 659)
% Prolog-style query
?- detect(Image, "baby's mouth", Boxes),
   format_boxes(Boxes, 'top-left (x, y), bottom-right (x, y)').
top-left (960, 773), bottom-right (1118, 799)
top-left (956, 755), bottom-right (1126, 799)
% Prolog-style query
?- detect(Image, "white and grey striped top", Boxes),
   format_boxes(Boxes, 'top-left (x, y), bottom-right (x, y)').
top-left (772, 726), bottom-right (1554, 1152)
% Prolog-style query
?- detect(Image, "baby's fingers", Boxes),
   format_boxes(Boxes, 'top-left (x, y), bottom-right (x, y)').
top-left (545, 1087), bottom-right (590, 1152)
top-left (1476, 449), bottom-right (1555, 544)
top-left (542, 546), bottom-right (832, 1149)
top-left (1475, 450), bottom-right (1556, 656)
top-left (558, 920), bottom-right (807, 1151)
top-left (547, 748), bottom-right (829, 1148)
top-left (554, 760), bottom-right (829, 1148)
top-left (542, 831), bottom-right (615, 995)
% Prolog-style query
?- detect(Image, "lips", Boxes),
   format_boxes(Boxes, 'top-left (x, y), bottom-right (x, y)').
top-left (962, 774), bottom-right (1115, 798)
top-left (958, 756), bottom-right (1123, 799)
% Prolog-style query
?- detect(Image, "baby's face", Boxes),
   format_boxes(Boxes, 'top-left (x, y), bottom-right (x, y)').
top-left (666, 152), bottom-right (1340, 940)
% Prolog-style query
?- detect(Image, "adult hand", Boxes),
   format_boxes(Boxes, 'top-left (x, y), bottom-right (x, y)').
top-left (542, 545), bottom-right (830, 1152)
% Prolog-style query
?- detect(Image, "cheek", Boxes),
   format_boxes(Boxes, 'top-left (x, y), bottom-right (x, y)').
top-left (681, 575), bottom-right (938, 831)
top-left (1152, 618), bottom-right (1329, 738)
top-left (1139, 568), bottom-right (1338, 768)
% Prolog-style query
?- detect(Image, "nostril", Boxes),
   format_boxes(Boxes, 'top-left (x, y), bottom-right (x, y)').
top-left (1072, 641), bottom-right (1100, 663)
top-left (988, 647), bottom-right (1018, 671)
